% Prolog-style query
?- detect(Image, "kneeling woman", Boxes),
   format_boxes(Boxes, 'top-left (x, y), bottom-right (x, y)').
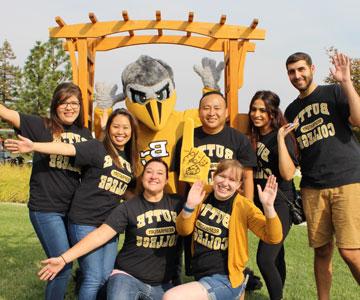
top-left (163, 159), bottom-right (282, 300)
top-left (35, 158), bottom-right (184, 300)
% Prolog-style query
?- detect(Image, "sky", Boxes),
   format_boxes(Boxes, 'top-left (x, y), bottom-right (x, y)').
top-left (1, 0), bottom-right (359, 113)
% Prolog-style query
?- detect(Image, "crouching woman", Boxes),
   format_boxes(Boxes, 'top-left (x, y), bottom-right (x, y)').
top-left (36, 158), bottom-right (184, 300)
top-left (163, 159), bottom-right (282, 300)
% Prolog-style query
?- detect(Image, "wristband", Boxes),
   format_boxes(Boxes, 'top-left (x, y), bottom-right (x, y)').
top-left (60, 255), bottom-right (67, 264)
top-left (183, 204), bottom-right (195, 213)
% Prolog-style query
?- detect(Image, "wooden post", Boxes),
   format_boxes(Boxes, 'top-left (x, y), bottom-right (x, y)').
top-left (77, 39), bottom-right (89, 127)
top-left (227, 40), bottom-right (240, 128)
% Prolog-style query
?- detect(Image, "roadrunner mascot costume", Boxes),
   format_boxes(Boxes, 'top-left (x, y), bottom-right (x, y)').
top-left (94, 55), bottom-right (223, 193)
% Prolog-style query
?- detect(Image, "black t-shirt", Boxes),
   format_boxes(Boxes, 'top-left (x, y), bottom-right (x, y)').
top-left (105, 193), bottom-right (184, 285)
top-left (254, 130), bottom-right (298, 205)
top-left (18, 113), bottom-right (93, 212)
top-left (285, 85), bottom-right (360, 188)
top-left (174, 126), bottom-right (257, 184)
top-left (68, 139), bottom-right (134, 226)
top-left (191, 192), bottom-right (234, 280)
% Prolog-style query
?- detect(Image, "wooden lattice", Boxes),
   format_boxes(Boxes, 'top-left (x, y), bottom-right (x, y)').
top-left (49, 11), bottom-right (266, 131)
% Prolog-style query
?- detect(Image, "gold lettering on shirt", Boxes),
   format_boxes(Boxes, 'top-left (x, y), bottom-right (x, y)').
top-left (254, 168), bottom-right (273, 179)
top-left (136, 209), bottom-right (177, 228)
top-left (111, 170), bottom-right (131, 183)
top-left (135, 209), bottom-right (178, 249)
top-left (193, 227), bottom-right (228, 250)
top-left (198, 144), bottom-right (234, 159)
top-left (48, 132), bottom-right (88, 173)
top-left (256, 142), bottom-right (270, 162)
top-left (146, 226), bottom-right (175, 236)
top-left (98, 175), bottom-right (128, 195)
top-left (293, 102), bottom-right (336, 149)
top-left (136, 234), bottom-right (177, 249)
top-left (195, 220), bottom-right (221, 236)
top-left (297, 123), bottom-right (336, 149)
top-left (199, 203), bottom-right (230, 228)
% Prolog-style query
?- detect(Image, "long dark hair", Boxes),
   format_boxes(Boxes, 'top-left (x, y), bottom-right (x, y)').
top-left (248, 90), bottom-right (287, 149)
top-left (45, 82), bottom-right (85, 137)
top-left (103, 108), bottom-right (138, 169)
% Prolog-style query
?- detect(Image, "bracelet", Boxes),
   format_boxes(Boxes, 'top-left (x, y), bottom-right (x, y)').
top-left (183, 204), bottom-right (195, 213)
top-left (60, 255), bottom-right (67, 264)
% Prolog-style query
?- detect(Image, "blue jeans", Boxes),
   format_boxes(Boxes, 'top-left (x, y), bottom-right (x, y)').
top-left (29, 210), bottom-right (72, 300)
top-left (69, 222), bottom-right (118, 300)
top-left (199, 274), bottom-right (246, 300)
top-left (107, 273), bottom-right (173, 300)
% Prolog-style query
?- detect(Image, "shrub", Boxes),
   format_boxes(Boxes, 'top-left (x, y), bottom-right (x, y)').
top-left (0, 164), bottom-right (30, 203)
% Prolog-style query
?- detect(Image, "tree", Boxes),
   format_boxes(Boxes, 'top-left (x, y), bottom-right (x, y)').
top-left (0, 40), bottom-right (22, 128)
top-left (324, 47), bottom-right (360, 142)
top-left (0, 40), bottom-right (22, 104)
top-left (16, 38), bottom-right (72, 116)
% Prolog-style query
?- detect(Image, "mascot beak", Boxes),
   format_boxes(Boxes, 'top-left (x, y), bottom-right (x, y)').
top-left (145, 99), bottom-right (163, 128)
top-left (125, 91), bottom-right (176, 131)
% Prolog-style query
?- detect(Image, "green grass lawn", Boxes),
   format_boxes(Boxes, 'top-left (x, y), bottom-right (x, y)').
top-left (0, 203), bottom-right (358, 300)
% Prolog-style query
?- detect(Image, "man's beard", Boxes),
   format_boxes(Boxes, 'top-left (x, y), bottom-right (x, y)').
top-left (293, 76), bottom-right (313, 93)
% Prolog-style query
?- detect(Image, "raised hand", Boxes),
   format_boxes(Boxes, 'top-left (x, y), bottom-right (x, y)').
top-left (257, 175), bottom-right (278, 208)
top-left (95, 82), bottom-right (124, 109)
top-left (193, 57), bottom-right (224, 89)
top-left (4, 135), bottom-right (34, 153)
top-left (330, 53), bottom-right (351, 84)
top-left (277, 121), bottom-right (298, 140)
top-left (38, 257), bottom-right (66, 281)
top-left (186, 180), bottom-right (206, 209)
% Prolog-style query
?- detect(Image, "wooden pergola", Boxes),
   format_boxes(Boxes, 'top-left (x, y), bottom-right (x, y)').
top-left (49, 11), bottom-right (266, 131)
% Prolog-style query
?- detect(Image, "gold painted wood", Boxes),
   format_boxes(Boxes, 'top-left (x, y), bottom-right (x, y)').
top-left (77, 39), bottom-right (90, 127)
top-left (49, 20), bottom-right (265, 40)
top-left (156, 11), bottom-right (163, 36)
top-left (226, 40), bottom-right (240, 127)
top-left (89, 12), bottom-right (98, 24)
top-left (122, 11), bottom-right (135, 36)
top-left (64, 36), bottom-right (254, 52)
top-left (219, 15), bottom-right (226, 25)
top-left (50, 13), bottom-right (265, 132)
top-left (187, 12), bottom-right (194, 37)
top-left (66, 39), bottom-right (78, 84)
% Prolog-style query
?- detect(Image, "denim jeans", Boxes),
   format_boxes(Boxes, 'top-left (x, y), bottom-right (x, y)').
top-left (107, 273), bottom-right (173, 300)
top-left (69, 222), bottom-right (118, 300)
top-left (29, 210), bottom-right (72, 300)
top-left (199, 274), bottom-right (246, 300)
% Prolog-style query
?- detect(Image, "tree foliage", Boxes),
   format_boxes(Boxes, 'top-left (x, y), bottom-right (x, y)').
top-left (16, 38), bottom-right (71, 116)
top-left (0, 40), bottom-right (22, 105)
top-left (325, 47), bottom-right (360, 142)
top-left (0, 40), bottom-right (22, 128)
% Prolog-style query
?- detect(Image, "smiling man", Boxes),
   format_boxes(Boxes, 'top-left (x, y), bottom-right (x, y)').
top-left (175, 91), bottom-right (257, 201)
top-left (285, 52), bottom-right (360, 299)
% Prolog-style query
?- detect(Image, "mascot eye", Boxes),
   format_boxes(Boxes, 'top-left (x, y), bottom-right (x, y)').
top-left (156, 84), bottom-right (170, 101)
top-left (130, 88), bottom-right (147, 104)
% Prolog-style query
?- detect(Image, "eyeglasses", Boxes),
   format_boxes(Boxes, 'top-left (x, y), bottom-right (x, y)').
top-left (58, 101), bottom-right (80, 110)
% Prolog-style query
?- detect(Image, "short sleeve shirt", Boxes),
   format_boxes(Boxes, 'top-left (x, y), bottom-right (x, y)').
top-left (18, 113), bottom-right (93, 212)
top-left (254, 130), bottom-right (298, 192)
top-left (285, 85), bottom-right (360, 188)
top-left (105, 194), bottom-right (184, 285)
top-left (68, 139), bottom-right (134, 226)
top-left (174, 126), bottom-right (257, 184)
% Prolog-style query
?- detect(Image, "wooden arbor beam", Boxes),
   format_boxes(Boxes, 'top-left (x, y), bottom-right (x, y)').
top-left (49, 20), bottom-right (265, 40)
top-left (64, 36), bottom-right (256, 53)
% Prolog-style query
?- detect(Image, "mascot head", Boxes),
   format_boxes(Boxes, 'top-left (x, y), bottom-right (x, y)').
top-left (122, 55), bottom-right (176, 131)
